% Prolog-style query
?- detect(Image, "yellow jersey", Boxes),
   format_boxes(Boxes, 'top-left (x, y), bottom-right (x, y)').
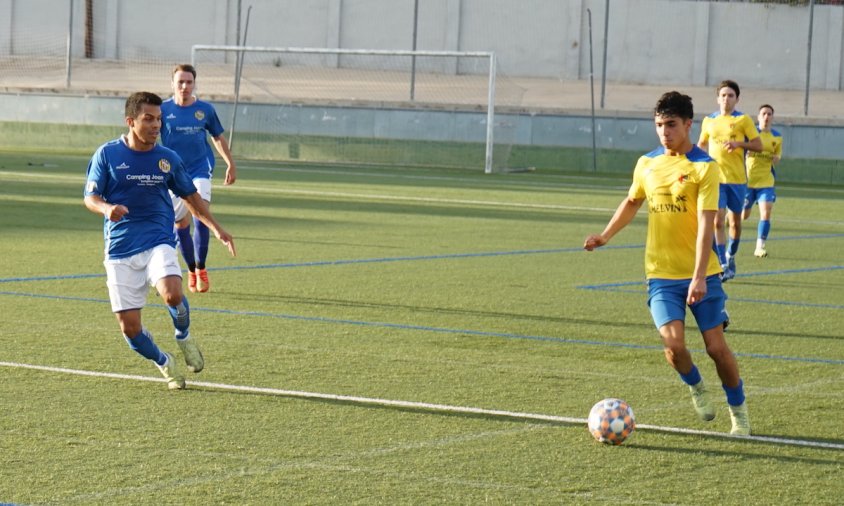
top-left (745, 128), bottom-right (782, 188)
top-left (698, 111), bottom-right (760, 184)
top-left (629, 146), bottom-right (722, 280)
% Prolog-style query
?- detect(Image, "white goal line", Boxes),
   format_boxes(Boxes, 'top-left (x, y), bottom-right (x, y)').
top-left (2, 361), bottom-right (842, 451)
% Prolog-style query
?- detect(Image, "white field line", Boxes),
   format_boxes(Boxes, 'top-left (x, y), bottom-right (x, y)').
top-left (227, 184), bottom-right (617, 213)
top-left (3, 361), bottom-right (843, 451)
top-left (240, 164), bottom-right (844, 196)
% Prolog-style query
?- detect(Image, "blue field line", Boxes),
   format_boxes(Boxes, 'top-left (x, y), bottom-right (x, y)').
top-left (2, 233), bottom-right (842, 285)
top-left (579, 265), bottom-right (844, 291)
top-left (0, 272), bottom-right (103, 284)
top-left (0, 244), bottom-right (643, 284)
top-left (2, 290), bottom-right (842, 366)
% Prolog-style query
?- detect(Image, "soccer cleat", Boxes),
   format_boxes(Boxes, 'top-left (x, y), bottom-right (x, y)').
top-left (754, 247), bottom-right (768, 258)
top-left (729, 403), bottom-right (751, 436)
top-left (689, 381), bottom-right (716, 421)
top-left (176, 335), bottom-right (204, 373)
top-left (156, 352), bottom-right (186, 390)
top-left (187, 271), bottom-right (198, 293)
top-left (721, 257), bottom-right (736, 282)
top-left (197, 269), bottom-right (210, 293)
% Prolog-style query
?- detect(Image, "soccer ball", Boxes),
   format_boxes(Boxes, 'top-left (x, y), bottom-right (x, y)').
top-left (588, 398), bottom-right (636, 445)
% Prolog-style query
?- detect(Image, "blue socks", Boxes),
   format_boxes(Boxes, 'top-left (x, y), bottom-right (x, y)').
top-left (723, 379), bottom-right (746, 406)
top-left (715, 243), bottom-right (728, 266)
top-left (193, 217), bottom-right (210, 270)
top-left (727, 237), bottom-right (740, 257)
top-left (124, 329), bottom-right (167, 366)
top-left (679, 364), bottom-right (703, 386)
top-left (758, 220), bottom-right (770, 240)
top-left (176, 226), bottom-right (197, 272)
top-left (168, 297), bottom-right (191, 340)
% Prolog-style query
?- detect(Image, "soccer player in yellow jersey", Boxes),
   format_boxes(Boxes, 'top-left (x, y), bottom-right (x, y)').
top-left (584, 91), bottom-right (750, 435)
top-left (743, 104), bottom-right (782, 258)
top-left (697, 80), bottom-right (762, 281)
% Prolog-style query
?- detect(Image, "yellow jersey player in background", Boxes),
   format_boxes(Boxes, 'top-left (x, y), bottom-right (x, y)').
top-left (743, 104), bottom-right (782, 258)
top-left (697, 80), bottom-right (762, 281)
top-left (584, 91), bottom-right (751, 436)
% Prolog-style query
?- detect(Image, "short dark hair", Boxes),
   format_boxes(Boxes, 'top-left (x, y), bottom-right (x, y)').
top-left (125, 91), bottom-right (162, 118)
top-left (759, 103), bottom-right (774, 114)
top-left (172, 63), bottom-right (197, 79)
top-left (717, 79), bottom-right (740, 98)
top-left (654, 91), bottom-right (694, 120)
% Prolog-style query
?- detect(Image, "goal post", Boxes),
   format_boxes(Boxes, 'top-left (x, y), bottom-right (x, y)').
top-left (191, 45), bottom-right (517, 173)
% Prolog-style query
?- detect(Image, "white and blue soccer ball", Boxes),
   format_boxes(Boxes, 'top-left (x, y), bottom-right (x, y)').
top-left (588, 398), bottom-right (636, 445)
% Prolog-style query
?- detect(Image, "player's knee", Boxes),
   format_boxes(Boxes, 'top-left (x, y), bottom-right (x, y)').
top-left (161, 291), bottom-right (183, 307)
top-left (662, 344), bottom-right (685, 364)
top-left (705, 341), bottom-right (731, 362)
top-left (120, 321), bottom-right (142, 338)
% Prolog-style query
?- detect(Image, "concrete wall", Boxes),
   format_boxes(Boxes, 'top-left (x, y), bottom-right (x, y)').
top-left (1, 92), bottom-right (842, 164)
top-left (2, 0), bottom-right (843, 90)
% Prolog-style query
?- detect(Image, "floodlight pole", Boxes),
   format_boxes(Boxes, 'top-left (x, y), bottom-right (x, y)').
top-left (230, 5), bottom-right (252, 151)
top-left (65, 0), bottom-right (74, 89)
top-left (803, 0), bottom-right (815, 116)
top-left (587, 9), bottom-right (597, 173)
top-left (410, 0), bottom-right (419, 101)
top-left (600, 0), bottom-right (609, 109)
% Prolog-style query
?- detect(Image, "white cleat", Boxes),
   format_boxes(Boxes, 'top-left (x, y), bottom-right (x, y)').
top-left (177, 335), bottom-right (205, 373)
top-left (729, 403), bottom-right (751, 436)
top-left (689, 381), bottom-right (716, 422)
top-left (156, 352), bottom-right (186, 390)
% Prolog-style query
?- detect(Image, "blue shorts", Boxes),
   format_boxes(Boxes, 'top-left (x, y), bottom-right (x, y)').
top-left (719, 183), bottom-right (747, 213)
top-left (647, 275), bottom-right (729, 332)
top-left (744, 187), bottom-right (776, 210)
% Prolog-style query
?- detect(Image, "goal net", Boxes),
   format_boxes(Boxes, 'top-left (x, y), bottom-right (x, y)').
top-left (191, 45), bottom-right (526, 173)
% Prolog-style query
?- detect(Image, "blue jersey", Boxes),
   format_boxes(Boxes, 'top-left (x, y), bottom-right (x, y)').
top-left (160, 98), bottom-right (225, 180)
top-left (85, 137), bottom-right (197, 260)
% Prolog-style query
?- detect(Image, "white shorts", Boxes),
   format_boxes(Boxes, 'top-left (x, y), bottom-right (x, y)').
top-left (171, 178), bottom-right (212, 222)
top-left (104, 244), bottom-right (182, 312)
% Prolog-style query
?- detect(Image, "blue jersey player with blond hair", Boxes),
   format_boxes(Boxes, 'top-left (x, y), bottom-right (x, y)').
top-left (743, 104), bottom-right (782, 258)
top-left (584, 91), bottom-right (751, 436)
top-left (85, 91), bottom-right (236, 389)
top-left (697, 80), bottom-right (762, 281)
top-left (162, 63), bottom-right (237, 294)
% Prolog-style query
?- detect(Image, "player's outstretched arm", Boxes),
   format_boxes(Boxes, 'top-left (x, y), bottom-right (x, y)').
top-left (182, 192), bottom-right (236, 257)
top-left (584, 197), bottom-right (644, 251)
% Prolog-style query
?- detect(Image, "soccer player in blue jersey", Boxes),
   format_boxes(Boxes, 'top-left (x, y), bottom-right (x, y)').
top-left (584, 91), bottom-right (751, 435)
top-left (162, 64), bottom-right (237, 294)
top-left (697, 80), bottom-right (762, 281)
top-left (743, 104), bottom-right (782, 258)
top-left (84, 91), bottom-right (236, 390)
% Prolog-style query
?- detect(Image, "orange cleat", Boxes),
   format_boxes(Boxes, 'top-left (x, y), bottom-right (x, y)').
top-left (197, 268), bottom-right (210, 293)
top-left (187, 270), bottom-right (198, 293)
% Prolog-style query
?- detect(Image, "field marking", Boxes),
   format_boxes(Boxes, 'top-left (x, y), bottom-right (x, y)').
top-left (3, 167), bottom-right (844, 226)
top-left (239, 164), bottom-right (844, 197)
top-left (229, 184), bottom-right (619, 212)
top-left (2, 235), bottom-right (840, 284)
top-left (2, 289), bottom-right (843, 365)
top-left (2, 360), bottom-right (842, 451)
